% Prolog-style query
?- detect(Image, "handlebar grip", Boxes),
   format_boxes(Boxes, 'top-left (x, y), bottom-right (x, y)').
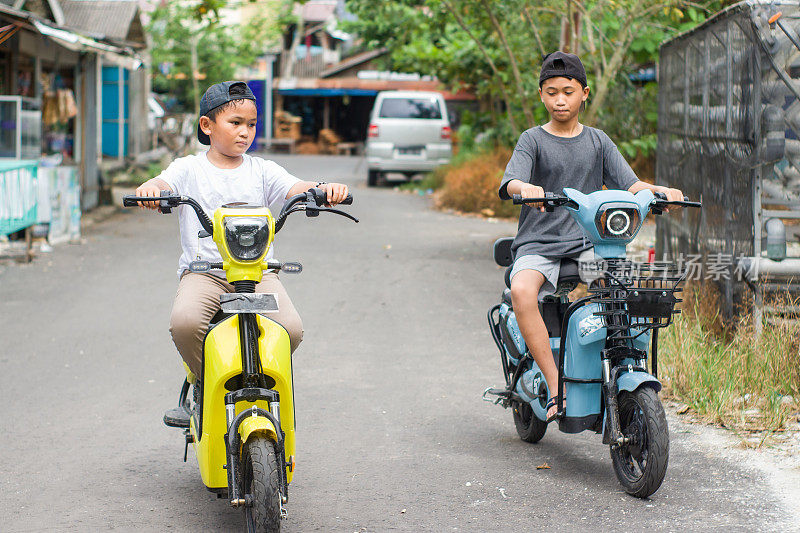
top-left (310, 187), bottom-right (353, 206)
top-left (122, 195), bottom-right (140, 207)
top-left (512, 194), bottom-right (549, 205)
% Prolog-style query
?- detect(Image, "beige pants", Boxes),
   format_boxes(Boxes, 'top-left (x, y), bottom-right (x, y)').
top-left (169, 272), bottom-right (303, 377)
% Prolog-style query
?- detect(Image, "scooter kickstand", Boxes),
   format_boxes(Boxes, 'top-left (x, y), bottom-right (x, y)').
top-left (183, 431), bottom-right (194, 462)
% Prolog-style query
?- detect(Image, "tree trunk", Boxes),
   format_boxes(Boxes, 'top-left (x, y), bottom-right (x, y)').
top-left (480, 0), bottom-right (535, 128)
top-left (442, 0), bottom-right (519, 134)
top-left (583, 29), bottom-right (631, 126)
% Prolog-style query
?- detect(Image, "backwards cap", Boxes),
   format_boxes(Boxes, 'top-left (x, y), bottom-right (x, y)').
top-left (539, 51), bottom-right (587, 88)
top-left (197, 81), bottom-right (256, 145)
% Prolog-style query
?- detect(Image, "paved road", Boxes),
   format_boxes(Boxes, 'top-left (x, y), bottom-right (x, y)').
top-left (1, 155), bottom-right (796, 532)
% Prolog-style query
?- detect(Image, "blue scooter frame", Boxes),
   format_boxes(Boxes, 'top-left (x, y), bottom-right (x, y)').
top-left (485, 188), bottom-right (700, 498)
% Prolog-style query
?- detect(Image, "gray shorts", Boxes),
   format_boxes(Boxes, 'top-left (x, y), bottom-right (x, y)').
top-left (510, 249), bottom-right (599, 300)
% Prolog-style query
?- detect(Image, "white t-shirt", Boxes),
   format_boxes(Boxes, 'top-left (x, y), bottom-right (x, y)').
top-left (158, 152), bottom-right (301, 277)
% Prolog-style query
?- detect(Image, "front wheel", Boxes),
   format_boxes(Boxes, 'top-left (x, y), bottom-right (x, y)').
top-left (242, 437), bottom-right (282, 533)
top-left (610, 387), bottom-right (669, 498)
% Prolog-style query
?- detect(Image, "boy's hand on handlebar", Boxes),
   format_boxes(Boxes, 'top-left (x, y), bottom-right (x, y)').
top-left (519, 183), bottom-right (546, 212)
top-left (652, 185), bottom-right (684, 212)
top-left (134, 182), bottom-right (164, 210)
top-left (653, 185), bottom-right (684, 203)
top-left (321, 183), bottom-right (349, 206)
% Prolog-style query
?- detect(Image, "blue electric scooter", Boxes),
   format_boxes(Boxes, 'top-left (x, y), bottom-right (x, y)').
top-left (484, 188), bottom-right (700, 498)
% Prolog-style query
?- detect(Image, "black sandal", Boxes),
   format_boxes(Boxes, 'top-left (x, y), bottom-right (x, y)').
top-left (545, 395), bottom-right (564, 423)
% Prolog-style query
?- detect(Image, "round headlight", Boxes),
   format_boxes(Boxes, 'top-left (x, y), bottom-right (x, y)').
top-left (606, 210), bottom-right (631, 236)
top-left (224, 217), bottom-right (271, 261)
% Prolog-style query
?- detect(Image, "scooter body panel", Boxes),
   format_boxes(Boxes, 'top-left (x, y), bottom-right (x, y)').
top-left (498, 303), bottom-right (525, 365)
top-left (191, 314), bottom-right (296, 489)
top-left (562, 303), bottom-right (605, 419)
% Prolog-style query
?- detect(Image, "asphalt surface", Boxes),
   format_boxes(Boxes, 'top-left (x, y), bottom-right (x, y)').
top-left (1, 154), bottom-right (797, 532)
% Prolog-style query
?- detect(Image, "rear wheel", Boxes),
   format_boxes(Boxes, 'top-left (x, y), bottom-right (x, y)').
top-left (243, 437), bottom-right (282, 533)
top-left (610, 387), bottom-right (669, 498)
top-left (512, 400), bottom-right (547, 443)
top-left (367, 170), bottom-right (380, 187)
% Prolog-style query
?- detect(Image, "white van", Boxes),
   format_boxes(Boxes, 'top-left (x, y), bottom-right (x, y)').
top-left (365, 91), bottom-right (452, 186)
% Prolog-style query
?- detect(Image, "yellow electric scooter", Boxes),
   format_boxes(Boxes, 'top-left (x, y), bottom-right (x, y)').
top-left (123, 188), bottom-right (356, 532)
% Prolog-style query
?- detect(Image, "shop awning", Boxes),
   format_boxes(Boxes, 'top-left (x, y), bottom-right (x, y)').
top-left (277, 88), bottom-right (378, 97)
top-left (32, 19), bottom-right (142, 70)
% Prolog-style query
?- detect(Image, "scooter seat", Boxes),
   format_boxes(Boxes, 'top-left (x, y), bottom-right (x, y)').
top-left (559, 258), bottom-right (581, 283)
top-left (504, 258), bottom-right (582, 289)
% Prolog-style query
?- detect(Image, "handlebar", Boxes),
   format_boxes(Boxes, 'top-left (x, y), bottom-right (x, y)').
top-left (511, 193), bottom-right (577, 211)
top-left (512, 192), bottom-right (702, 212)
top-left (652, 192), bottom-right (702, 208)
top-left (122, 192), bottom-right (213, 235)
top-left (124, 187), bottom-right (357, 237)
top-left (276, 187), bottom-right (358, 233)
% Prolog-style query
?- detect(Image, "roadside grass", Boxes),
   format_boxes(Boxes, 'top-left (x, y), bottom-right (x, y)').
top-left (396, 168), bottom-right (445, 194)
top-left (111, 161), bottom-right (166, 187)
top-left (660, 284), bottom-right (800, 446)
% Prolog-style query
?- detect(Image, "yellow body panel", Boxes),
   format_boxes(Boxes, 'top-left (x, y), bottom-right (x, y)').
top-left (190, 313), bottom-right (296, 489)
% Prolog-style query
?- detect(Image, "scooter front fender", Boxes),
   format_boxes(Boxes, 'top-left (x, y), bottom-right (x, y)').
top-left (602, 371), bottom-right (662, 443)
top-left (617, 370), bottom-right (661, 394)
top-left (239, 415), bottom-right (279, 450)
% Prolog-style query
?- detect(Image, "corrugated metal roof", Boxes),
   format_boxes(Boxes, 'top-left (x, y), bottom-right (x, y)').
top-left (59, 0), bottom-right (140, 42)
top-left (320, 48), bottom-right (387, 78)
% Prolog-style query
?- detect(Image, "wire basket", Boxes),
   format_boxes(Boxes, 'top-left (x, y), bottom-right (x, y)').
top-left (588, 260), bottom-right (685, 336)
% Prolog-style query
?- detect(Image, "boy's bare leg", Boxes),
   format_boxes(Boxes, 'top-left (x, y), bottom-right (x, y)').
top-left (510, 269), bottom-right (561, 419)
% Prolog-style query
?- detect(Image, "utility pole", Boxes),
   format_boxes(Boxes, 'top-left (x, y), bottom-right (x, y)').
top-left (190, 33), bottom-right (200, 117)
top-left (264, 52), bottom-right (275, 147)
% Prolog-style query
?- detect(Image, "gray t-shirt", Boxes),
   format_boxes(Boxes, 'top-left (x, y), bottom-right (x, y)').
top-left (499, 125), bottom-right (639, 258)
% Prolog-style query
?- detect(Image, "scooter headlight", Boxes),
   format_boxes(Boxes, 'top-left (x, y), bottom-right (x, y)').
top-left (607, 210), bottom-right (631, 235)
top-left (223, 216), bottom-right (271, 261)
top-left (595, 205), bottom-right (640, 239)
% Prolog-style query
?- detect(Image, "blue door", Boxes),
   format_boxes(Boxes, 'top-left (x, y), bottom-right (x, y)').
top-left (102, 66), bottom-right (129, 157)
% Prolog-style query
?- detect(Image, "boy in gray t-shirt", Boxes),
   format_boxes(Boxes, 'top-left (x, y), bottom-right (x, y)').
top-left (498, 52), bottom-right (684, 422)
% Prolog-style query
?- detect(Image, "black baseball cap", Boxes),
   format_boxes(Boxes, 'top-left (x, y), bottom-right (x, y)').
top-left (197, 81), bottom-right (256, 145)
top-left (539, 51), bottom-right (587, 88)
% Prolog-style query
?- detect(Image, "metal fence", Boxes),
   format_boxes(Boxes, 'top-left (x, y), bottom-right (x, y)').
top-left (657, 0), bottom-right (800, 327)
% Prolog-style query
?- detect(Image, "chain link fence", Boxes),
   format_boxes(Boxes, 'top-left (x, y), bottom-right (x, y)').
top-left (657, 0), bottom-right (800, 327)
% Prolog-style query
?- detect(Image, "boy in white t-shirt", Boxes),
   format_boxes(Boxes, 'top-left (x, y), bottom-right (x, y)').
top-left (134, 81), bottom-right (349, 391)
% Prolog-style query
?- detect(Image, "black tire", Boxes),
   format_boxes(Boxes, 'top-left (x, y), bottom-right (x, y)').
top-left (610, 387), bottom-right (669, 498)
top-left (367, 170), bottom-right (380, 187)
top-left (242, 437), bottom-right (282, 533)
top-left (512, 400), bottom-right (547, 443)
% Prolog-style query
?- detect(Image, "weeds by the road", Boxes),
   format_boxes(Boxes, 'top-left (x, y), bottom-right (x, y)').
top-left (111, 161), bottom-right (166, 187)
top-left (436, 147), bottom-right (518, 218)
top-left (661, 285), bottom-right (800, 446)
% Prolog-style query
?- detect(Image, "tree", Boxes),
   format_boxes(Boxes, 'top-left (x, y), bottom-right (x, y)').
top-left (148, 0), bottom-right (291, 113)
top-left (345, 0), bottom-right (724, 150)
